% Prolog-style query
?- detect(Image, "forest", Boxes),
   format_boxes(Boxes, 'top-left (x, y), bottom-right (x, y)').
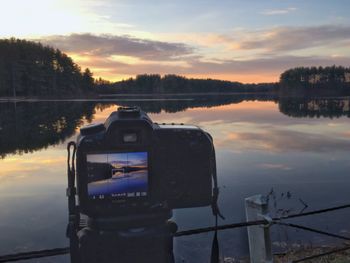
top-left (280, 66), bottom-right (350, 86)
top-left (0, 38), bottom-right (277, 96)
top-left (95, 74), bottom-right (277, 94)
top-left (0, 38), bottom-right (94, 96)
top-left (1, 38), bottom-right (350, 97)
top-left (278, 66), bottom-right (350, 96)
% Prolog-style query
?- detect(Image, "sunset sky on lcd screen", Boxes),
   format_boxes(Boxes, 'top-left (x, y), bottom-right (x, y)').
top-left (1, 0), bottom-right (350, 83)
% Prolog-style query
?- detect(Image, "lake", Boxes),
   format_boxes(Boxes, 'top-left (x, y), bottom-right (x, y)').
top-left (0, 95), bottom-right (350, 262)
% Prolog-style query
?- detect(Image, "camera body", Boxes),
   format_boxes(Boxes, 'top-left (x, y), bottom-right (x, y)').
top-left (76, 107), bottom-right (214, 217)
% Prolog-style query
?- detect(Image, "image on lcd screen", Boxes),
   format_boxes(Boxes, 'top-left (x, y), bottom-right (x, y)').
top-left (87, 152), bottom-right (148, 199)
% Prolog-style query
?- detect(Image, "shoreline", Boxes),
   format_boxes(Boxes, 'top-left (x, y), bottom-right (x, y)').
top-left (0, 92), bottom-right (275, 102)
top-left (1, 92), bottom-right (349, 102)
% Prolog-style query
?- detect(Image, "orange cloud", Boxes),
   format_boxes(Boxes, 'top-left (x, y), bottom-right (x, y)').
top-left (343, 131), bottom-right (350, 138)
top-left (65, 51), bottom-right (281, 83)
top-left (38, 30), bottom-right (350, 84)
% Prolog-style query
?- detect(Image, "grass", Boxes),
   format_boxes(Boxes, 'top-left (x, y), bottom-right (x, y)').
top-left (222, 245), bottom-right (350, 263)
top-left (274, 245), bottom-right (350, 263)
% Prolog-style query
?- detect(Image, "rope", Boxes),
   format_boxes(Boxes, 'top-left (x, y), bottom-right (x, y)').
top-left (0, 248), bottom-right (69, 263)
top-left (276, 203), bottom-right (350, 220)
top-left (175, 203), bottom-right (350, 237)
top-left (174, 219), bottom-right (267, 237)
top-left (275, 222), bottom-right (350, 241)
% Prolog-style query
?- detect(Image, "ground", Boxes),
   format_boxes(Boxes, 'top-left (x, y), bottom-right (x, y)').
top-left (222, 244), bottom-right (350, 263)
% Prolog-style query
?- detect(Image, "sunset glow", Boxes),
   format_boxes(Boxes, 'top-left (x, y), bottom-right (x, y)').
top-left (1, 0), bottom-right (350, 83)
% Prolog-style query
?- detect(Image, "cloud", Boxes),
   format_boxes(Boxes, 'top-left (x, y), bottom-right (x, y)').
top-left (342, 131), bottom-right (350, 138)
top-left (260, 163), bottom-right (292, 170)
top-left (73, 52), bottom-right (350, 83)
top-left (80, 53), bottom-right (350, 76)
top-left (40, 33), bottom-right (193, 60)
top-left (187, 55), bottom-right (350, 75)
top-left (36, 28), bottom-right (350, 82)
top-left (260, 7), bottom-right (297, 15)
top-left (235, 25), bottom-right (350, 52)
top-left (230, 129), bottom-right (350, 153)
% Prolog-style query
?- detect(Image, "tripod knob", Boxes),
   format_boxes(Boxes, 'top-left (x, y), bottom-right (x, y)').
top-left (167, 220), bottom-right (178, 234)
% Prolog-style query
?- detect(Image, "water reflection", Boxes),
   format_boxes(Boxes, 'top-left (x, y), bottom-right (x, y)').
top-left (0, 102), bottom-right (96, 158)
top-left (279, 97), bottom-right (350, 118)
top-left (1, 96), bottom-right (349, 159)
top-left (219, 127), bottom-right (350, 153)
top-left (0, 97), bottom-right (350, 262)
top-left (115, 93), bottom-right (275, 113)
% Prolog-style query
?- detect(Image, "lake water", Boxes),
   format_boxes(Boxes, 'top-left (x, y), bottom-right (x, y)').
top-left (0, 95), bottom-right (350, 262)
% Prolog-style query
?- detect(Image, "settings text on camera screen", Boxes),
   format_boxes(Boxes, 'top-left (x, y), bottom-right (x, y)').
top-left (86, 152), bottom-right (148, 199)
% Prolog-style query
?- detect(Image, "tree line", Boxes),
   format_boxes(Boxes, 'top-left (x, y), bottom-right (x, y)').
top-left (279, 66), bottom-right (350, 96)
top-left (1, 38), bottom-right (350, 97)
top-left (0, 38), bottom-right (94, 97)
top-left (96, 74), bottom-right (277, 94)
top-left (280, 66), bottom-right (350, 86)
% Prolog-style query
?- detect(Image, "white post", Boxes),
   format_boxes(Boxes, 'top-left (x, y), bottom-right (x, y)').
top-left (245, 195), bottom-right (273, 263)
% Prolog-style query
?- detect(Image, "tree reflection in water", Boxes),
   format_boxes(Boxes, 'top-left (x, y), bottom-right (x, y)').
top-left (0, 102), bottom-right (96, 158)
top-left (279, 97), bottom-right (350, 118)
top-left (0, 95), bottom-right (348, 158)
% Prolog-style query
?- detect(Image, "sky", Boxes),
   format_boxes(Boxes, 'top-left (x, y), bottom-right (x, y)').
top-left (87, 152), bottom-right (147, 167)
top-left (1, 0), bottom-right (350, 83)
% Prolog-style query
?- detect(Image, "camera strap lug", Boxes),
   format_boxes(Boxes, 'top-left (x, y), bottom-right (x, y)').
top-left (211, 149), bottom-right (224, 220)
top-left (66, 220), bottom-right (76, 238)
top-left (209, 146), bottom-right (224, 263)
top-left (67, 141), bottom-right (81, 263)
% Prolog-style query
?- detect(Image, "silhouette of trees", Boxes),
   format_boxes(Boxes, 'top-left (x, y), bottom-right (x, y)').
top-left (279, 66), bottom-right (350, 96)
top-left (82, 68), bottom-right (94, 92)
top-left (96, 74), bottom-right (277, 94)
top-left (0, 38), bottom-right (95, 96)
top-left (280, 66), bottom-right (350, 86)
top-left (4, 38), bottom-right (349, 98)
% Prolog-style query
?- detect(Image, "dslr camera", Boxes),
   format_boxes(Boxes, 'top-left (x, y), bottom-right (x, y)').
top-left (67, 106), bottom-right (217, 263)
top-left (76, 106), bottom-right (215, 217)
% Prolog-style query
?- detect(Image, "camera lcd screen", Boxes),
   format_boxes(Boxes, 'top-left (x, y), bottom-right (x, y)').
top-left (86, 152), bottom-right (148, 199)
